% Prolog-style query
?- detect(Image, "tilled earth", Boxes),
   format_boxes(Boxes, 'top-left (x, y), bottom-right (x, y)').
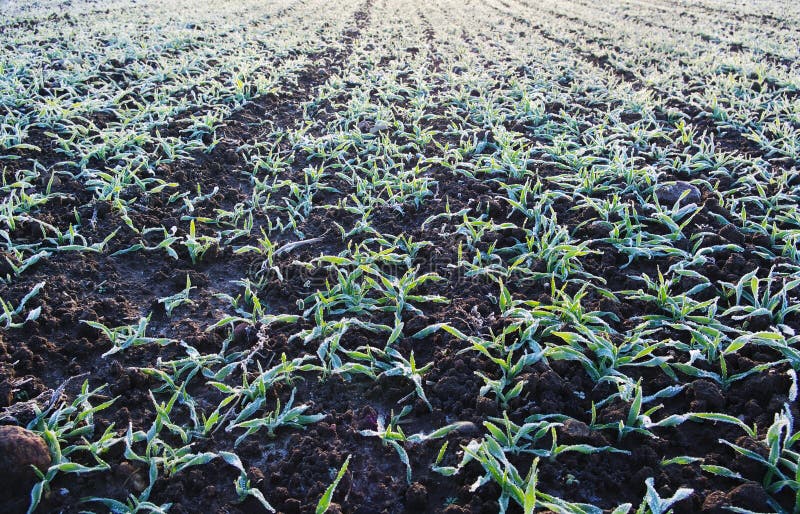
top-left (1, 0), bottom-right (799, 513)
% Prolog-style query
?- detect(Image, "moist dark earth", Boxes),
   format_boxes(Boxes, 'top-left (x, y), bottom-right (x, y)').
top-left (2, 0), bottom-right (799, 512)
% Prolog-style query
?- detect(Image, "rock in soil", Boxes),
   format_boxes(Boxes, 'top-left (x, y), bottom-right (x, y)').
top-left (0, 425), bottom-right (51, 491)
top-left (558, 418), bottom-right (591, 442)
top-left (655, 181), bottom-right (701, 204)
top-left (369, 120), bottom-right (391, 134)
top-left (701, 490), bottom-right (729, 512)
top-left (325, 502), bottom-right (343, 514)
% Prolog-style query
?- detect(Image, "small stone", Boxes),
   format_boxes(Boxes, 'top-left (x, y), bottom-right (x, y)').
top-left (443, 505), bottom-right (471, 514)
top-left (0, 425), bottom-right (51, 490)
top-left (655, 181), bottom-right (701, 205)
top-left (451, 421), bottom-right (480, 435)
top-left (559, 418), bottom-right (591, 442)
top-left (325, 503), bottom-right (343, 514)
top-left (369, 120), bottom-right (390, 134)
top-left (405, 482), bottom-right (428, 510)
top-left (116, 461), bottom-right (147, 492)
top-left (701, 490), bottom-right (728, 513)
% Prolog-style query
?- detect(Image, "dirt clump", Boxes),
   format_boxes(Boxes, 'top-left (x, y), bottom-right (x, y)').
top-left (0, 425), bottom-right (51, 492)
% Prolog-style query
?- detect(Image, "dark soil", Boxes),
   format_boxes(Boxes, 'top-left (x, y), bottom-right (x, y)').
top-left (1, 0), bottom-right (798, 513)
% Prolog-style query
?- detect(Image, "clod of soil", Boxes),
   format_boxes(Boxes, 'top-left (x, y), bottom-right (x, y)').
top-left (405, 482), bottom-right (428, 510)
top-left (689, 380), bottom-right (725, 410)
top-left (0, 425), bottom-right (51, 491)
top-left (700, 481), bottom-right (771, 513)
top-left (726, 482), bottom-right (771, 511)
top-left (0, 383), bottom-right (12, 407)
top-left (718, 224), bottom-right (746, 244)
top-left (655, 181), bottom-right (701, 204)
